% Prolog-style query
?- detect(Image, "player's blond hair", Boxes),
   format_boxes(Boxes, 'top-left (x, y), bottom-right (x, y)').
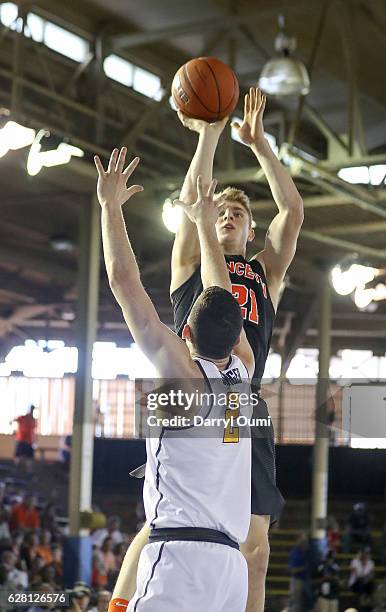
top-left (215, 186), bottom-right (253, 226)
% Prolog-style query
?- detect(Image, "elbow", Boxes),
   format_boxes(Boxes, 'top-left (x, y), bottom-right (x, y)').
top-left (288, 198), bottom-right (304, 227)
top-left (108, 267), bottom-right (126, 291)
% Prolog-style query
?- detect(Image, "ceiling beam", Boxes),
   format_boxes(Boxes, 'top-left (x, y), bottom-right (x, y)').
top-left (300, 228), bottom-right (386, 261)
top-left (145, 166), bottom-right (266, 192)
top-left (0, 271), bottom-right (63, 303)
top-left (111, 4), bottom-right (310, 51)
top-left (0, 64), bottom-right (189, 166)
top-left (249, 194), bottom-right (367, 212)
top-left (0, 304), bottom-right (57, 338)
top-left (318, 220), bottom-right (386, 236)
top-left (322, 154), bottom-right (386, 170)
top-left (281, 296), bottom-right (318, 375)
top-left (253, 221), bottom-right (386, 262)
top-left (290, 152), bottom-right (386, 219)
top-left (0, 246), bottom-right (77, 285)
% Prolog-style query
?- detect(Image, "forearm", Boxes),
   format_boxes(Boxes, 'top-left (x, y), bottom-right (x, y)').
top-left (196, 222), bottom-right (231, 292)
top-left (251, 139), bottom-right (303, 215)
top-left (173, 127), bottom-right (222, 274)
top-left (101, 204), bottom-right (162, 350)
top-left (101, 205), bottom-right (140, 287)
top-left (180, 128), bottom-right (221, 203)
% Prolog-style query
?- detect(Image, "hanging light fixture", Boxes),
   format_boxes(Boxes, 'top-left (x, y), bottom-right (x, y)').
top-left (258, 15), bottom-right (310, 97)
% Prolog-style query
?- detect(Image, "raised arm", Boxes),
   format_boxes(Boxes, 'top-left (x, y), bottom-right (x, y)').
top-left (94, 148), bottom-right (194, 379)
top-left (232, 88), bottom-right (304, 308)
top-left (176, 177), bottom-right (254, 375)
top-left (170, 115), bottom-right (227, 295)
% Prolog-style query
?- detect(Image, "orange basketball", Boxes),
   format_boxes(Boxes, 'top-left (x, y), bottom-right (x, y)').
top-left (171, 57), bottom-right (239, 122)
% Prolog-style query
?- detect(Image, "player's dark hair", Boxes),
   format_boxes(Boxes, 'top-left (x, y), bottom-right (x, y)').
top-left (188, 286), bottom-right (243, 359)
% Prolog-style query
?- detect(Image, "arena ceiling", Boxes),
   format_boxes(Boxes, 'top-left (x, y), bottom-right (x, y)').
top-left (0, 0), bottom-right (386, 365)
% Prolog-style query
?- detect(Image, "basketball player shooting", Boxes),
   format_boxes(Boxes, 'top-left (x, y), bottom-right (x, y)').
top-left (95, 147), bottom-right (255, 610)
top-left (175, 87), bottom-right (304, 612)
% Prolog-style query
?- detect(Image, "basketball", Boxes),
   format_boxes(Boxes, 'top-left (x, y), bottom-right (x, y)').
top-left (171, 56), bottom-right (239, 122)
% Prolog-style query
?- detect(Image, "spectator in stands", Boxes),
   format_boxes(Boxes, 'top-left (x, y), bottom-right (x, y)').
top-left (100, 536), bottom-right (116, 574)
top-left (343, 502), bottom-right (371, 552)
top-left (0, 506), bottom-right (11, 542)
top-left (9, 530), bottom-right (24, 558)
top-left (0, 549), bottom-right (28, 589)
top-left (327, 516), bottom-right (341, 554)
top-left (40, 563), bottom-right (60, 590)
top-left (11, 405), bottom-right (37, 473)
top-left (113, 542), bottom-right (127, 569)
top-left (349, 548), bottom-right (375, 604)
top-left (47, 543), bottom-right (63, 585)
top-left (20, 531), bottom-right (39, 570)
top-left (26, 582), bottom-right (56, 612)
top-left (41, 502), bottom-right (57, 533)
top-left (316, 549), bottom-right (340, 612)
top-left (29, 554), bottom-right (46, 590)
top-left (35, 530), bottom-right (53, 565)
top-left (10, 493), bottom-right (40, 531)
top-left (289, 532), bottom-right (312, 612)
top-left (89, 590), bottom-right (111, 612)
top-left (68, 582), bottom-right (91, 612)
top-left (374, 572), bottom-right (386, 612)
top-left (91, 549), bottom-right (108, 589)
top-left (92, 516), bottom-right (123, 548)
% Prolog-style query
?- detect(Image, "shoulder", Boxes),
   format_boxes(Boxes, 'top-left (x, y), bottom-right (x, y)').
top-left (249, 252), bottom-right (267, 275)
top-left (231, 354), bottom-right (251, 380)
top-left (160, 352), bottom-right (202, 380)
top-left (170, 265), bottom-right (201, 299)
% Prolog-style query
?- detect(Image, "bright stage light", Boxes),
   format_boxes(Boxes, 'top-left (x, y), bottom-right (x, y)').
top-left (0, 121), bottom-right (36, 158)
top-left (354, 286), bottom-right (375, 309)
top-left (330, 265), bottom-right (357, 296)
top-left (162, 198), bottom-right (183, 233)
top-left (27, 129), bottom-right (84, 176)
top-left (331, 263), bottom-right (377, 296)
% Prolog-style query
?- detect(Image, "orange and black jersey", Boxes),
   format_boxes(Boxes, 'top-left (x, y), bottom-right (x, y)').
top-left (171, 255), bottom-right (275, 386)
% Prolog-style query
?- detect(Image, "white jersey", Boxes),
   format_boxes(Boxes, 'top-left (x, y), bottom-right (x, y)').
top-left (143, 355), bottom-right (252, 544)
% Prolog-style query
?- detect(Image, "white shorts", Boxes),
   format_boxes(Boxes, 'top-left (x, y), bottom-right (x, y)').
top-left (128, 540), bottom-right (248, 611)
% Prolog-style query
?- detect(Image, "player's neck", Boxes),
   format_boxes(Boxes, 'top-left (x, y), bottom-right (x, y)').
top-left (221, 241), bottom-right (246, 258)
top-left (193, 352), bottom-right (230, 370)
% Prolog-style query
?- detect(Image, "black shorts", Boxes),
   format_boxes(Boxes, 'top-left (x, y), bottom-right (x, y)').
top-left (251, 397), bottom-right (284, 523)
top-left (15, 441), bottom-right (34, 459)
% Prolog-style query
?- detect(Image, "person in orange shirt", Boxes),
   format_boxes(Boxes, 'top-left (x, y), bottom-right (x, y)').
top-left (10, 494), bottom-right (40, 531)
top-left (36, 530), bottom-right (53, 565)
top-left (12, 404), bottom-right (37, 473)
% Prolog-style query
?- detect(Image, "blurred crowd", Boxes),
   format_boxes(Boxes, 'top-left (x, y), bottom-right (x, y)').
top-left (0, 478), bottom-right (137, 611)
top-left (288, 503), bottom-right (386, 612)
top-left (1, 465), bottom-right (385, 612)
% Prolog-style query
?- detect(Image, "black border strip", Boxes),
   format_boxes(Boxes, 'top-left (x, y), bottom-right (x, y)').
top-left (149, 428), bottom-right (165, 528)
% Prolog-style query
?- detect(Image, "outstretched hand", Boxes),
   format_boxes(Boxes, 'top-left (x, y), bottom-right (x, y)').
top-left (231, 87), bottom-right (266, 146)
top-left (94, 147), bottom-right (143, 208)
top-left (174, 176), bottom-right (225, 226)
top-left (177, 111), bottom-right (228, 136)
